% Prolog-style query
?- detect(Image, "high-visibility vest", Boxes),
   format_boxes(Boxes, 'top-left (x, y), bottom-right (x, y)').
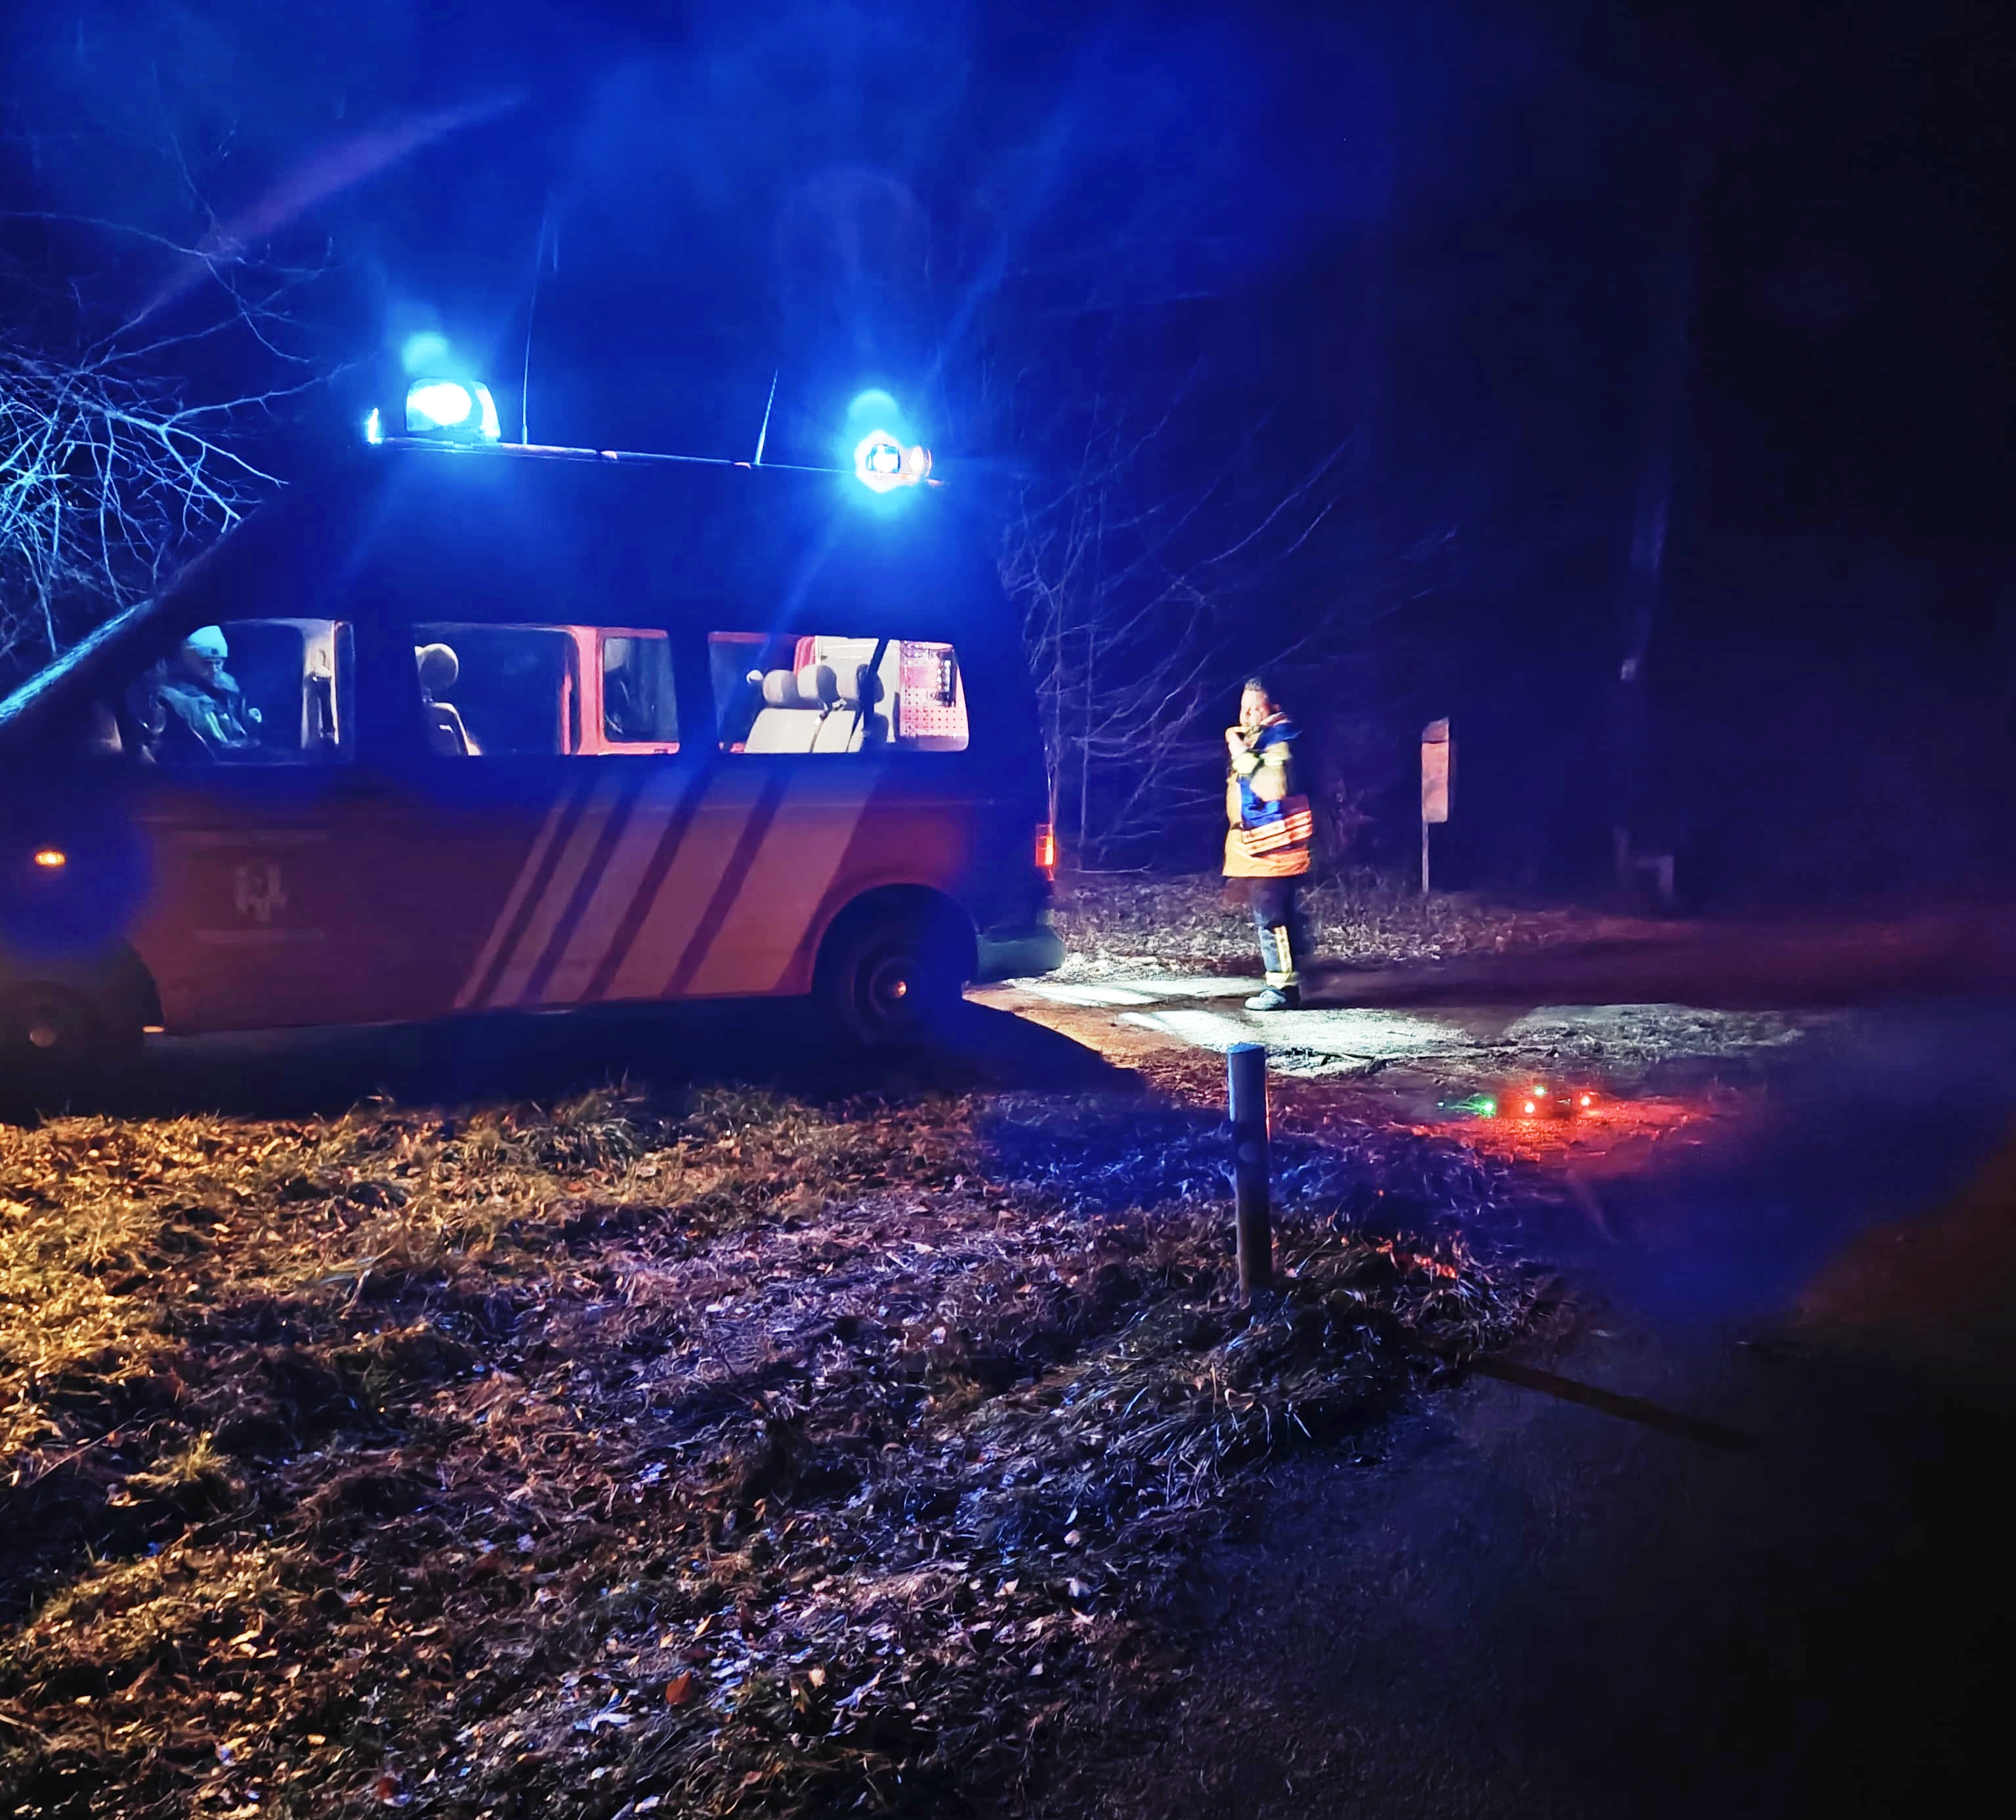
top-left (1223, 716), bottom-right (1311, 879)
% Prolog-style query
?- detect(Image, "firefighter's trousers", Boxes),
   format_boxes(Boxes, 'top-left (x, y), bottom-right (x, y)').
top-left (1248, 877), bottom-right (1306, 991)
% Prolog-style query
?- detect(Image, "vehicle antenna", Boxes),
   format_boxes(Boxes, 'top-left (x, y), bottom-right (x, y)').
top-left (519, 197), bottom-right (553, 444)
top-left (753, 369), bottom-right (778, 466)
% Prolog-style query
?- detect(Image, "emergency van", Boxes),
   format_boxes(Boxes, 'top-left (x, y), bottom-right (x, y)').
top-left (0, 430), bottom-right (1062, 1096)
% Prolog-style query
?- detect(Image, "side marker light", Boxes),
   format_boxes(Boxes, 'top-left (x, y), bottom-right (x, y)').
top-left (32, 848), bottom-right (66, 869)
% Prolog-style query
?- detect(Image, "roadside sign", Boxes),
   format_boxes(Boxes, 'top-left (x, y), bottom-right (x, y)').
top-left (1420, 718), bottom-right (1451, 894)
top-left (1421, 718), bottom-right (1452, 824)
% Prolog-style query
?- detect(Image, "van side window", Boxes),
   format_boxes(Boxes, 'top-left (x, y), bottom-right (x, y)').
top-left (127, 618), bottom-right (354, 766)
top-left (600, 634), bottom-right (679, 747)
top-left (708, 634), bottom-right (969, 754)
top-left (410, 624), bottom-right (679, 757)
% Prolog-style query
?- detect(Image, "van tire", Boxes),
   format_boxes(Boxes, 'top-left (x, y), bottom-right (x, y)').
top-left (0, 983), bottom-right (136, 1110)
top-left (816, 901), bottom-right (969, 1048)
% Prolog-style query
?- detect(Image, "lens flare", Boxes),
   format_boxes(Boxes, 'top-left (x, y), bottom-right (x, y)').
top-left (847, 387), bottom-right (901, 424)
top-left (401, 331), bottom-right (452, 375)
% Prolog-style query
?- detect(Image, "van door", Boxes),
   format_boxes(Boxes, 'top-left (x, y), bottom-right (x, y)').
top-left (371, 619), bottom-right (709, 1019)
top-left (121, 616), bottom-right (406, 1033)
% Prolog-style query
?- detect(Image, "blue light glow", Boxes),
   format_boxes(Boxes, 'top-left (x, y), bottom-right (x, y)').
top-left (407, 381), bottom-right (474, 430)
top-left (364, 407), bottom-right (383, 446)
top-left (847, 388), bottom-right (902, 426)
top-left (843, 387), bottom-right (931, 489)
top-left (854, 430), bottom-right (906, 492)
top-left (401, 331), bottom-right (452, 375)
top-left (474, 383), bottom-right (501, 441)
top-left (852, 430), bottom-right (931, 493)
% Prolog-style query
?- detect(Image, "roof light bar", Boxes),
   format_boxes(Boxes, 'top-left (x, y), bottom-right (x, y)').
top-left (362, 385), bottom-right (938, 489)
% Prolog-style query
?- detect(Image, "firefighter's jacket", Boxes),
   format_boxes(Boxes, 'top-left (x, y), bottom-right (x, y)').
top-left (1223, 714), bottom-right (1311, 879)
top-left (153, 675), bottom-right (262, 760)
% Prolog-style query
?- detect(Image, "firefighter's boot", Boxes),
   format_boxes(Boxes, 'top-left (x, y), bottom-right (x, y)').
top-left (1245, 984), bottom-right (1300, 1011)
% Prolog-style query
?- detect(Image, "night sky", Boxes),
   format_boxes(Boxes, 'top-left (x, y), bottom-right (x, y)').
top-left (3, 0), bottom-right (2009, 891)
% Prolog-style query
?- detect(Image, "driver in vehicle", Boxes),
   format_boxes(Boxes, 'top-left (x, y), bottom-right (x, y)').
top-left (150, 625), bottom-right (264, 761)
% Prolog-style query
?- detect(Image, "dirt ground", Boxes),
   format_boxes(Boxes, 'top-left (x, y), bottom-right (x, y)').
top-left (6, 898), bottom-right (2016, 1818)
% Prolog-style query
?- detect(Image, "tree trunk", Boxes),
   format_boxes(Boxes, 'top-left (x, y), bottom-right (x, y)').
top-left (1612, 144), bottom-right (1712, 884)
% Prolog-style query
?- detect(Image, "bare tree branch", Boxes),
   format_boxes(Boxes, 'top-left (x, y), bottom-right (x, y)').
top-left (1, 333), bottom-right (284, 673)
top-left (0, 91), bottom-right (352, 683)
top-left (991, 359), bottom-right (1365, 863)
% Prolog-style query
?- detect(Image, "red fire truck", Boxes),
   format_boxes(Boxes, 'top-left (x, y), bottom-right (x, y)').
top-left (0, 418), bottom-right (1062, 1096)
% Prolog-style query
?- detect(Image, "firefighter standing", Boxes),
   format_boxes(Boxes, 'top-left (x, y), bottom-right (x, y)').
top-left (1223, 676), bottom-right (1311, 1010)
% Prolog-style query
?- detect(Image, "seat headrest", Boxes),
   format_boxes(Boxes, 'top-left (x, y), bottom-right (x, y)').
top-left (415, 642), bottom-right (459, 695)
top-left (759, 669), bottom-right (814, 709)
top-left (830, 663), bottom-right (884, 709)
top-left (760, 665), bottom-right (845, 711)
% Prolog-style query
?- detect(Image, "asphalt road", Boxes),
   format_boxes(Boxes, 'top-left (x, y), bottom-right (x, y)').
top-left (976, 970), bottom-right (1834, 1099)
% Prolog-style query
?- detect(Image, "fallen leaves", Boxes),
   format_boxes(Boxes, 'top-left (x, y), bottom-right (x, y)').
top-left (1051, 869), bottom-right (1605, 976)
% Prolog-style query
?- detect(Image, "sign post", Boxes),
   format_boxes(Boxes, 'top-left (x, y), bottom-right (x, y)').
top-left (1420, 718), bottom-right (1452, 894)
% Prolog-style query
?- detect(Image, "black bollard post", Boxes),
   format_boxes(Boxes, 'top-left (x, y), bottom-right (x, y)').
top-left (1227, 1042), bottom-right (1272, 1297)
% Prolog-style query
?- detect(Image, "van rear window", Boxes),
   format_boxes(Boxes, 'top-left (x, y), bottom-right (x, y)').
top-left (709, 634), bottom-right (968, 754)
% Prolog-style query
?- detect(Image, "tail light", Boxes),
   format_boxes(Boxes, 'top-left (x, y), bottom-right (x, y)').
top-left (1034, 823), bottom-right (1057, 878)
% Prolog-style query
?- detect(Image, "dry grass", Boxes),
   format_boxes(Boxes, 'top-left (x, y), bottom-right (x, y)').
top-left (1, 1076), bottom-right (1553, 1817)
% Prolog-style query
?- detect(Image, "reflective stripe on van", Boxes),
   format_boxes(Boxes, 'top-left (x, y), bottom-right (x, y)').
top-left (455, 766), bottom-right (883, 1010)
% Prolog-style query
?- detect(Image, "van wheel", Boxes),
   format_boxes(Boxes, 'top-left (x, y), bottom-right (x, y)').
top-left (818, 906), bottom-right (968, 1048)
top-left (0, 984), bottom-right (133, 1109)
